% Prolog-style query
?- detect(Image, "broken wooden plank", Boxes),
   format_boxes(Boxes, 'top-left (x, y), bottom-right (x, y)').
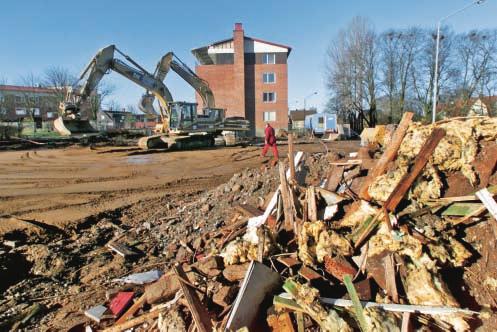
top-left (441, 202), bottom-right (483, 216)
top-left (267, 312), bottom-right (295, 332)
top-left (277, 256), bottom-right (301, 269)
top-left (288, 133), bottom-right (296, 181)
top-left (279, 162), bottom-right (295, 230)
top-left (330, 160), bottom-right (362, 166)
top-left (222, 262), bottom-right (251, 282)
top-left (298, 266), bottom-right (322, 282)
top-left (325, 165), bottom-right (344, 192)
top-left (452, 205), bottom-right (487, 226)
top-left (279, 312), bottom-right (296, 332)
top-left (323, 255), bottom-right (357, 282)
top-left (106, 242), bottom-right (138, 258)
top-left (103, 308), bottom-right (163, 332)
top-left (235, 204), bottom-right (262, 217)
top-left (307, 186), bottom-right (318, 222)
top-left (383, 254), bottom-right (399, 303)
top-left (359, 112), bottom-right (414, 200)
top-left (248, 151), bottom-right (304, 228)
top-left (174, 265), bottom-right (212, 332)
top-left (384, 128), bottom-right (446, 212)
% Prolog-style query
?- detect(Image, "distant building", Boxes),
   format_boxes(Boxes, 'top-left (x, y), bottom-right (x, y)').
top-left (468, 97), bottom-right (495, 116)
top-left (304, 113), bottom-right (338, 136)
top-left (438, 96), bottom-right (497, 118)
top-left (100, 110), bottom-right (134, 130)
top-left (192, 23), bottom-right (291, 136)
top-left (289, 109), bottom-right (317, 130)
top-left (0, 85), bottom-right (59, 129)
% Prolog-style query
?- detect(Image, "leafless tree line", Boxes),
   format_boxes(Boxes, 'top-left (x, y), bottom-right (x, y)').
top-left (0, 67), bottom-right (114, 128)
top-left (326, 17), bottom-right (497, 131)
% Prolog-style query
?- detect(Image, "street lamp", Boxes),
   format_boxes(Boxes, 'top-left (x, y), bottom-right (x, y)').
top-left (304, 91), bottom-right (318, 111)
top-left (432, 0), bottom-right (486, 123)
top-left (303, 92), bottom-right (317, 135)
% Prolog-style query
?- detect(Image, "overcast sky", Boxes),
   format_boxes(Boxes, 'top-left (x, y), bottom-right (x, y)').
top-left (1, 0), bottom-right (496, 111)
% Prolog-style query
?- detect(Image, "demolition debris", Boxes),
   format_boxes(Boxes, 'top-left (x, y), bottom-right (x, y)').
top-left (2, 115), bottom-right (497, 331)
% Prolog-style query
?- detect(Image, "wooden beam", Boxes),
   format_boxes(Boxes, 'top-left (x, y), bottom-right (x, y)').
top-left (103, 309), bottom-right (162, 332)
top-left (279, 162), bottom-right (295, 230)
top-left (325, 165), bottom-right (344, 192)
top-left (288, 133), bottom-right (296, 181)
top-left (384, 128), bottom-right (446, 212)
top-left (114, 293), bottom-right (146, 325)
top-left (383, 254), bottom-right (399, 303)
top-left (307, 186), bottom-right (317, 222)
top-left (359, 112), bottom-right (414, 200)
top-left (174, 265), bottom-right (212, 332)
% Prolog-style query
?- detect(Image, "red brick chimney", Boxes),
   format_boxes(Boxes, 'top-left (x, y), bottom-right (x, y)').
top-left (233, 23), bottom-right (246, 118)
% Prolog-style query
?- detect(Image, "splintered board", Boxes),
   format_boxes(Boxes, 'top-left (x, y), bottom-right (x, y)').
top-left (441, 202), bottom-right (483, 216)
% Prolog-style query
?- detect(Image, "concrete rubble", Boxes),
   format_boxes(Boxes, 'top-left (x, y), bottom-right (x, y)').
top-left (2, 115), bottom-right (497, 331)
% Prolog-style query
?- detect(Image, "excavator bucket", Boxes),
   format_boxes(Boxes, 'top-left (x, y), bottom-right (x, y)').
top-left (53, 117), bottom-right (97, 136)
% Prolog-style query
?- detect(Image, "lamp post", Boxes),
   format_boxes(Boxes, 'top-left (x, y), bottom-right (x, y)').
top-left (432, 0), bottom-right (486, 123)
top-left (303, 91), bottom-right (317, 134)
top-left (304, 91), bottom-right (318, 111)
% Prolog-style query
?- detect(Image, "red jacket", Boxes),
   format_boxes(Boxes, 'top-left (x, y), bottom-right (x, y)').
top-left (265, 126), bottom-right (276, 145)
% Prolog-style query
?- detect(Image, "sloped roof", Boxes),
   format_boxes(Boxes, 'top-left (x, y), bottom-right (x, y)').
top-left (192, 36), bottom-right (292, 55)
top-left (0, 84), bottom-right (55, 94)
top-left (290, 110), bottom-right (317, 121)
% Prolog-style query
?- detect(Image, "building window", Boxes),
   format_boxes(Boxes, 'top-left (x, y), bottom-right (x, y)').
top-left (47, 111), bottom-right (54, 118)
top-left (263, 111), bottom-right (276, 122)
top-left (32, 108), bottom-right (40, 116)
top-left (263, 92), bottom-right (276, 103)
top-left (263, 72), bottom-right (276, 84)
top-left (15, 108), bottom-right (26, 115)
top-left (15, 95), bottom-right (23, 104)
top-left (262, 53), bottom-right (276, 64)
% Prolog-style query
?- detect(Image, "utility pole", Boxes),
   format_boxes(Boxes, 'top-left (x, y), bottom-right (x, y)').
top-left (432, 0), bottom-right (486, 123)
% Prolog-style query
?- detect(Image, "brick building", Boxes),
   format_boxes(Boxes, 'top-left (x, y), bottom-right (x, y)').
top-left (192, 23), bottom-right (291, 136)
top-left (0, 85), bottom-right (59, 129)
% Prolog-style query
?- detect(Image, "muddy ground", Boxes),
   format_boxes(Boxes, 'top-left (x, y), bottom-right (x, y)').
top-left (2, 139), bottom-right (497, 331)
top-left (0, 141), bottom-right (359, 330)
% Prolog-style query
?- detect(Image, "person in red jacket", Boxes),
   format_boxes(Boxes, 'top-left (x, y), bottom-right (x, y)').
top-left (261, 122), bottom-right (279, 160)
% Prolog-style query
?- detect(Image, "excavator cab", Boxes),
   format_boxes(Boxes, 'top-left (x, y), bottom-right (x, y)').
top-left (169, 102), bottom-right (198, 131)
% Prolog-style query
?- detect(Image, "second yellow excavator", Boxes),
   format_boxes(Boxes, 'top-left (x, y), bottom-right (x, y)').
top-left (54, 45), bottom-right (249, 150)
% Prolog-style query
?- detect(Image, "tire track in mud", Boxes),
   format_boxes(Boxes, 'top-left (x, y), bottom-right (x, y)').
top-left (0, 175), bottom-right (227, 236)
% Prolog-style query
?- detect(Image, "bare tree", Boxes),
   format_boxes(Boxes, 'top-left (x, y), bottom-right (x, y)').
top-left (0, 76), bottom-right (7, 121)
top-left (86, 82), bottom-right (115, 130)
top-left (43, 66), bottom-right (77, 105)
top-left (326, 16), bottom-right (378, 132)
top-left (19, 73), bottom-right (42, 133)
top-left (452, 29), bottom-right (497, 114)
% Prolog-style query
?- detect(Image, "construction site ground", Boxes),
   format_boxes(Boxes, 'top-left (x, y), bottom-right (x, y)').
top-left (0, 140), bottom-right (360, 330)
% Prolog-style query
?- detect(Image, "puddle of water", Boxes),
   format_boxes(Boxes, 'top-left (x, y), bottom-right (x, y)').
top-left (126, 155), bottom-right (153, 165)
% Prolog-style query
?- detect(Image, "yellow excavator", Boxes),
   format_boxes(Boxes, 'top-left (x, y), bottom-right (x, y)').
top-left (54, 45), bottom-right (250, 150)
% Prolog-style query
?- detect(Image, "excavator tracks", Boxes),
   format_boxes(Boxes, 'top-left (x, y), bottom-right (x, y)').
top-left (138, 134), bottom-right (215, 151)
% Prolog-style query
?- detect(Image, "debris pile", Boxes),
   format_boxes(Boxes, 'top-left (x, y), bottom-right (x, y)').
top-left (3, 114), bottom-right (497, 331)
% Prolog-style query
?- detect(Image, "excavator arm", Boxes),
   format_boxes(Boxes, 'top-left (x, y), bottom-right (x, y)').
top-left (56, 45), bottom-right (173, 135)
top-left (144, 52), bottom-right (216, 109)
